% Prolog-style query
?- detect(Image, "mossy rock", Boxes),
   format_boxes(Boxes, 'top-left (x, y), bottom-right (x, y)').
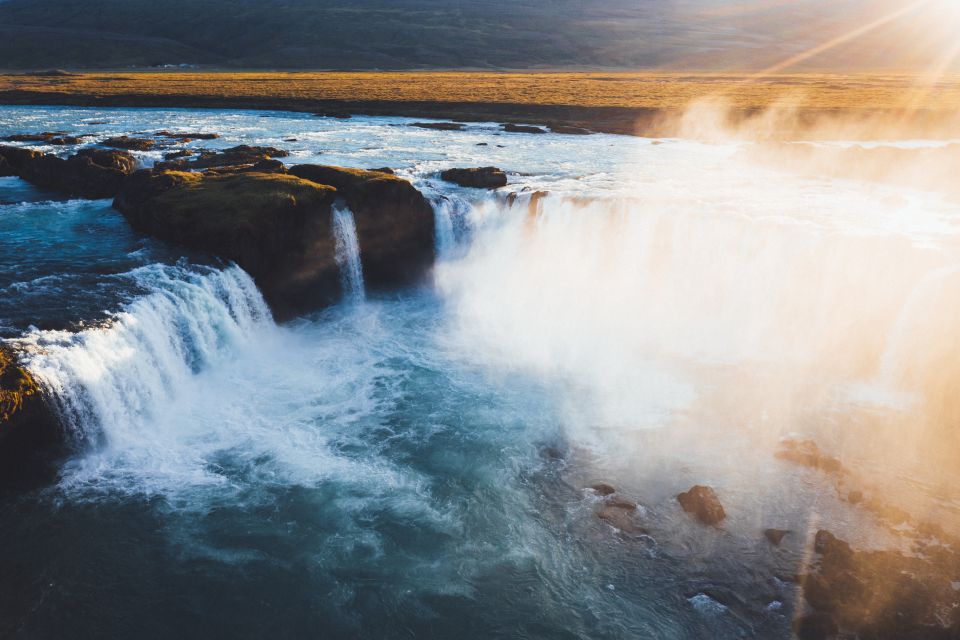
top-left (0, 343), bottom-right (62, 490)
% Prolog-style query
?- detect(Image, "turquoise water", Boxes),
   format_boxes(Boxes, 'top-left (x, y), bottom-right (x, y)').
top-left (2, 106), bottom-right (959, 638)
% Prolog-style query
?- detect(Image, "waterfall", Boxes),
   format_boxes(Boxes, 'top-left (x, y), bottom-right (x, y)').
top-left (15, 264), bottom-right (272, 448)
top-left (332, 205), bottom-right (365, 303)
top-left (430, 194), bottom-right (475, 258)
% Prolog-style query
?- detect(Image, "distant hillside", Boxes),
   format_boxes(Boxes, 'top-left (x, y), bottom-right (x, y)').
top-left (0, 0), bottom-right (955, 72)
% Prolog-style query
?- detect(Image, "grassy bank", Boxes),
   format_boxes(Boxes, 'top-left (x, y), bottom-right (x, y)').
top-left (1, 72), bottom-right (958, 138)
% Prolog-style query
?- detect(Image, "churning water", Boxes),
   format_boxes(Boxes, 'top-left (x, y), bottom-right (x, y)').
top-left (1, 106), bottom-right (959, 639)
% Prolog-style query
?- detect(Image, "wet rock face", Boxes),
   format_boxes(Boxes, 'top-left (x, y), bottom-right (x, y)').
top-left (287, 165), bottom-right (435, 291)
top-left (0, 344), bottom-right (63, 491)
top-left (440, 166), bottom-right (508, 189)
top-left (0, 145), bottom-right (137, 199)
top-left (0, 155), bottom-right (14, 177)
top-left (102, 135), bottom-right (155, 151)
top-left (156, 145), bottom-right (290, 171)
top-left (793, 612), bottom-right (839, 640)
top-left (114, 170), bottom-right (341, 317)
top-left (502, 123), bottom-right (547, 134)
top-left (801, 529), bottom-right (960, 639)
top-left (677, 485), bottom-right (726, 525)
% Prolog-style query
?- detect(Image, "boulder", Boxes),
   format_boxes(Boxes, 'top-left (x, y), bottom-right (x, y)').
top-left (114, 170), bottom-right (341, 317)
top-left (0, 145), bottom-right (137, 198)
top-left (287, 165), bottom-right (435, 291)
top-left (440, 166), bottom-right (508, 189)
top-left (677, 485), bottom-right (726, 525)
top-left (102, 136), bottom-right (156, 151)
top-left (0, 156), bottom-right (14, 177)
top-left (369, 167), bottom-right (395, 175)
top-left (502, 123), bottom-right (547, 134)
top-left (590, 482), bottom-right (616, 496)
top-left (549, 125), bottom-right (591, 135)
top-left (0, 343), bottom-right (63, 490)
top-left (412, 122), bottom-right (465, 131)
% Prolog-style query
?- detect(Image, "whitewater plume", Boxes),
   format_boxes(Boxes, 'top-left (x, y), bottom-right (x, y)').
top-left (16, 264), bottom-right (272, 450)
top-left (332, 204), bottom-right (365, 303)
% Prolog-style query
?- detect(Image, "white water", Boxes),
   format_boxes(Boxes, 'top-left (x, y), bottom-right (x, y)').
top-left (15, 264), bottom-right (272, 485)
top-left (332, 204), bottom-right (365, 303)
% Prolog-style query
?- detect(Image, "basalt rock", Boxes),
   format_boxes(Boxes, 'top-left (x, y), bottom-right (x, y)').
top-left (677, 485), bottom-right (726, 525)
top-left (287, 165), bottom-right (435, 290)
top-left (0, 343), bottom-right (63, 491)
top-left (502, 123), bottom-right (547, 134)
top-left (114, 170), bottom-right (340, 317)
top-left (155, 131), bottom-right (219, 140)
top-left (0, 156), bottom-right (14, 177)
top-left (441, 166), bottom-right (508, 189)
top-left (102, 136), bottom-right (155, 151)
top-left (549, 124), bottom-right (591, 135)
top-left (412, 122), bottom-right (465, 131)
top-left (156, 145), bottom-right (290, 171)
top-left (0, 145), bottom-right (137, 198)
top-left (800, 529), bottom-right (960, 639)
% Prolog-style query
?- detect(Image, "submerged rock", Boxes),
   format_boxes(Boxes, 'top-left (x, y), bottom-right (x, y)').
top-left (102, 135), bottom-right (155, 151)
top-left (775, 438), bottom-right (844, 474)
top-left (590, 482), bottom-right (616, 496)
top-left (440, 166), bottom-right (508, 189)
top-left (288, 165), bottom-right (435, 290)
top-left (502, 123), bottom-right (547, 134)
top-left (677, 485), bottom-right (726, 525)
top-left (0, 344), bottom-right (63, 490)
top-left (549, 124), bottom-right (591, 135)
top-left (597, 495), bottom-right (646, 535)
top-left (0, 145), bottom-right (137, 198)
top-left (764, 528), bottom-right (788, 545)
top-left (411, 122), bottom-right (465, 131)
top-left (154, 130), bottom-right (219, 140)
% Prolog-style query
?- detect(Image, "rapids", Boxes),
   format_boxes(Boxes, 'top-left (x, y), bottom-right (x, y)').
top-left (1, 106), bottom-right (959, 639)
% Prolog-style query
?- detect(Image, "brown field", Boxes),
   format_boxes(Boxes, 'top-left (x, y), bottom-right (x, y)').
top-left (1, 72), bottom-right (959, 138)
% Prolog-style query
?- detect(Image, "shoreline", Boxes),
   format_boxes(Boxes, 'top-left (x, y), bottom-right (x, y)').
top-left (2, 72), bottom-right (959, 139)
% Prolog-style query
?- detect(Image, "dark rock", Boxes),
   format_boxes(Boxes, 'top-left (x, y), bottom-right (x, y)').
top-left (114, 170), bottom-right (340, 317)
top-left (590, 482), bottom-right (616, 496)
top-left (288, 165), bottom-right (435, 291)
top-left (164, 149), bottom-right (194, 160)
top-left (793, 613), bottom-right (839, 639)
top-left (441, 166), bottom-right (508, 189)
top-left (4, 132), bottom-right (66, 142)
top-left (102, 136), bottom-right (156, 151)
top-left (503, 123), bottom-right (547, 134)
top-left (677, 485), bottom-right (726, 525)
top-left (157, 145), bottom-right (290, 171)
top-left (155, 131), bottom-right (219, 140)
top-left (314, 111), bottom-right (352, 119)
top-left (765, 528), bottom-right (788, 545)
top-left (369, 167), bottom-right (395, 175)
top-left (476, 142), bottom-right (488, 146)
top-left (0, 343), bottom-right (63, 491)
top-left (847, 490), bottom-right (864, 504)
top-left (549, 125), bottom-right (591, 135)
top-left (284, 138), bottom-right (299, 142)
top-left (597, 495), bottom-right (646, 534)
top-left (412, 122), bottom-right (465, 131)
top-left (0, 156), bottom-right (14, 177)
top-left (0, 145), bottom-right (137, 198)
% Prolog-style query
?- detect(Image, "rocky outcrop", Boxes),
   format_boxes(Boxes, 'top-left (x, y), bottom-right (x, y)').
top-left (677, 485), bottom-right (726, 525)
top-left (440, 166), bottom-right (508, 189)
top-left (287, 165), bottom-right (435, 291)
top-left (502, 123), bottom-right (547, 134)
top-left (548, 124), bottom-right (591, 135)
top-left (156, 145), bottom-right (289, 171)
top-left (154, 131), bottom-right (220, 140)
top-left (102, 135), bottom-right (155, 151)
top-left (412, 122), bottom-right (464, 131)
top-left (114, 170), bottom-right (341, 316)
top-left (0, 145), bottom-right (137, 198)
top-left (800, 529), bottom-right (960, 639)
top-left (0, 155), bottom-right (13, 177)
top-left (0, 343), bottom-right (62, 490)
top-left (596, 495), bottom-right (646, 535)
top-left (3, 132), bottom-right (85, 145)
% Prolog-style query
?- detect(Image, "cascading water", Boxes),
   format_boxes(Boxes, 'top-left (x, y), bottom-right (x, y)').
top-left (16, 264), bottom-right (272, 456)
top-left (430, 194), bottom-right (473, 258)
top-left (332, 204), bottom-right (365, 302)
